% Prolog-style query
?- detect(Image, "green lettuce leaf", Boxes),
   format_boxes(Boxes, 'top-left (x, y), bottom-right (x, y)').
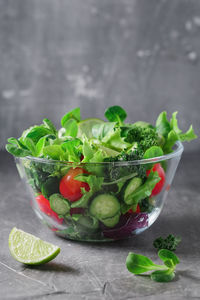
top-left (102, 127), bottom-right (131, 151)
top-left (71, 175), bottom-right (104, 208)
top-left (61, 139), bottom-right (82, 162)
top-left (156, 111), bottom-right (197, 153)
top-left (92, 122), bottom-right (116, 140)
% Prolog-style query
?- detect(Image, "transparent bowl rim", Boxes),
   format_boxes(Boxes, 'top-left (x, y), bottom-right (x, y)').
top-left (15, 141), bottom-right (184, 167)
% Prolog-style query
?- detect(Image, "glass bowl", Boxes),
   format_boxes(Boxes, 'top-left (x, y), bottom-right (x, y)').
top-left (15, 142), bottom-right (183, 242)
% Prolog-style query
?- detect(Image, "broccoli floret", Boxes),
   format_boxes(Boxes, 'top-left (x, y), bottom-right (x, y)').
top-left (140, 198), bottom-right (155, 213)
top-left (153, 234), bottom-right (181, 252)
top-left (123, 126), bottom-right (159, 154)
top-left (104, 150), bottom-right (146, 182)
top-left (24, 160), bottom-right (61, 194)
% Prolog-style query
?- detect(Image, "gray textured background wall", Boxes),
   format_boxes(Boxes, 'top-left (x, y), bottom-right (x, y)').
top-left (0, 0), bottom-right (199, 152)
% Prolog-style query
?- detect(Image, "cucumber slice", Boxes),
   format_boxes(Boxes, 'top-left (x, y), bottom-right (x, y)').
top-left (89, 194), bottom-right (120, 220)
top-left (49, 193), bottom-right (70, 215)
top-left (124, 177), bottom-right (142, 202)
top-left (101, 212), bottom-right (120, 228)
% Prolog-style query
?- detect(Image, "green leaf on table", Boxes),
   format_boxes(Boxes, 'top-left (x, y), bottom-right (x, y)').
top-left (61, 107), bottom-right (80, 127)
top-left (104, 106), bottom-right (127, 125)
top-left (151, 269), bottom-right (175, 282)
top-left (126, 252), bottom-right (166, 274)
top-left (163, 259), bottom-right (174, 269)
top-left (126, 249), bottom-right (180, 283)
top-left (158, 249), bottom-right (180, 266)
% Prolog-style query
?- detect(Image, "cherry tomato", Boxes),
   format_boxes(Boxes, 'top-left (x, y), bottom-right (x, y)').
top-left (59, 167), bottom-right (90, 202)
top-left (128, 204), bottom-right (141, 214)
top-left (36, 194), bottom-right (63, 224)
top-left (146, 163), bottom-right (165, 196)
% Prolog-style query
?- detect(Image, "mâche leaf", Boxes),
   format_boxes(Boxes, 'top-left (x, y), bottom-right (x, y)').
top-left (62, 119), bottom-right (78, 138)
top-left (35, 136), bottom-right (47, 157)
top-left (151, 269), bottom-right (175, 282)
top-left (126, 248), bottom-right (180, 283)
top-left (43, 118), bottom-right (57, 135)
top-left (143, 146), bottom-right (164, 159)
top-left (105, 106), bottom-right (127, 124)
top-left (43, 145), bottom-right (66, 160)
top-left (61, 107), bottom-right (80, 127)
top-left (126, 252), bottom-right (166, 274)
top-left (23, 138), bottom-right (37, 156)
top-left (21, 125), bottom-right (51, 144)
top-left (6, 144), bottom-right (31, 157)
top-left (158, 249), bottom-right (180, 266)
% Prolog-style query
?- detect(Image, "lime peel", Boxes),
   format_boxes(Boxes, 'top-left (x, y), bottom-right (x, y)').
top-left (9, 227), bottom-right (60, 265)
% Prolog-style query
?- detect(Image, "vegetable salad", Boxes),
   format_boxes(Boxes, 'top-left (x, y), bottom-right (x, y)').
top-left (6, 106), bottom-right (197, 240)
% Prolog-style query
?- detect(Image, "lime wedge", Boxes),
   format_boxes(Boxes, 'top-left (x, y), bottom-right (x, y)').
top-left (77, 118), bottom-right (104, 139)
top-left (9, 227), bottom-right (60, 265)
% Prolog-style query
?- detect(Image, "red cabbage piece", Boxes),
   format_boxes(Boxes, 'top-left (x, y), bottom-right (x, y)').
top-left (102, 213), bottom-right (148, 240)
top-left (70, 207), bottom-right (85, 215)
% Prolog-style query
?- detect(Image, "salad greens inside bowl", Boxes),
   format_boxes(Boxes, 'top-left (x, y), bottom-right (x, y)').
top-left (6, 106), bottom-right (197, 241)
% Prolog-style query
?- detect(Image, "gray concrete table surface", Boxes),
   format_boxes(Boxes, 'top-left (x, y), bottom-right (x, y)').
top-left (0, 150), bottom-right (200, 300)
